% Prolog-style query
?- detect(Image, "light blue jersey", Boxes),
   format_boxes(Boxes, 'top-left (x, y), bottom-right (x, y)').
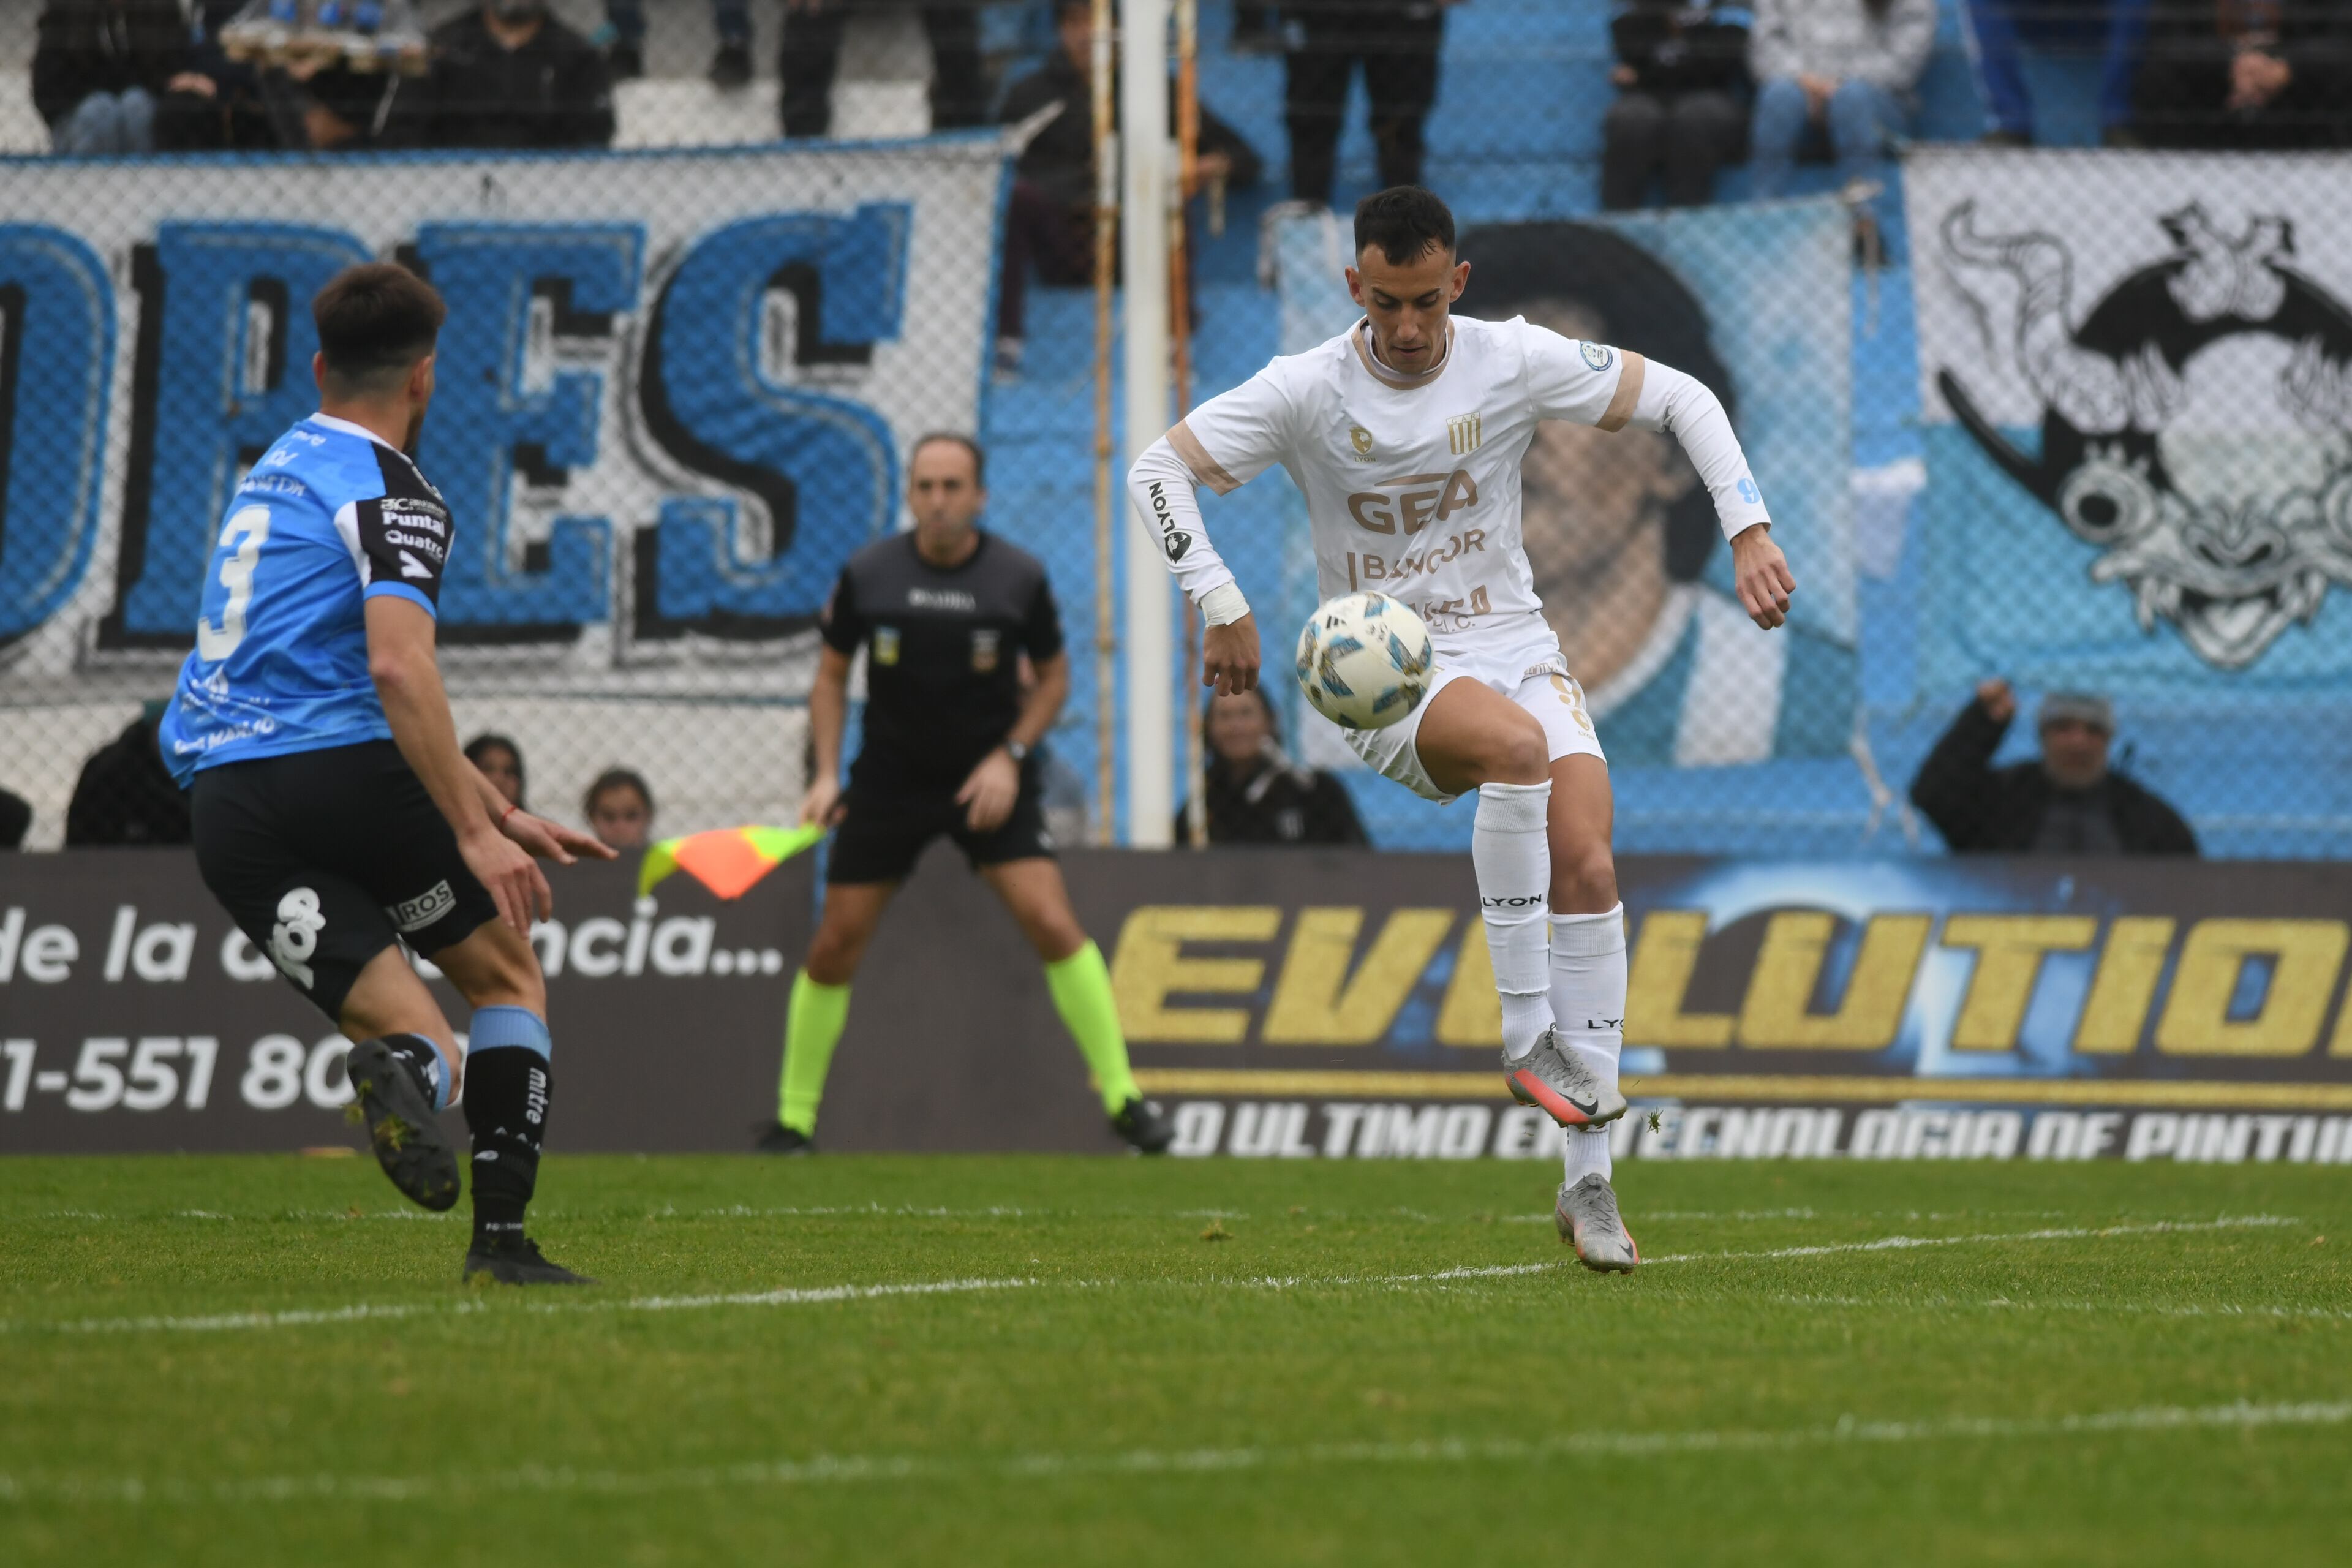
top-left (160, 413), bottom-right (453, 785)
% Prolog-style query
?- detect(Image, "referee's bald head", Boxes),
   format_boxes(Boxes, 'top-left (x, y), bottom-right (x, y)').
top-left (312, 262), bottom-right (445, 401)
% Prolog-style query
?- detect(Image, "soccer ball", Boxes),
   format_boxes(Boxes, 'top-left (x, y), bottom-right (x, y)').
top-left (1294, 592), bottom-right (1434, 730)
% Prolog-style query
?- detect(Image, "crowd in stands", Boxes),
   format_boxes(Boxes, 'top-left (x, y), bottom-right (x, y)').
top-left (36, 4), bottom-right (2349, 215)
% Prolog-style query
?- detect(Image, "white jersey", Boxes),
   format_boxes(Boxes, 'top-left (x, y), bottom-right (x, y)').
top-left (1129, 312), bottom-right (1772, 685)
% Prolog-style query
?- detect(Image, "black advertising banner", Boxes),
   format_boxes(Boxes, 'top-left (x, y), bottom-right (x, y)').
top-left (8, 848), bottom-right (2352, 1164)
top-left (0, 854), bottom-right (809, 1154)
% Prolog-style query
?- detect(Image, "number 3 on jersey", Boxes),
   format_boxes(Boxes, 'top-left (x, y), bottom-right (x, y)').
top-left (197, 505), bottom-right (271, 661)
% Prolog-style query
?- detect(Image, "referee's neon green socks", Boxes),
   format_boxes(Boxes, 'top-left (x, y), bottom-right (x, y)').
top-left (1044, 940), bottom-right (1140, 1114)
top-left (777, 970), bottom-right (851, 1135)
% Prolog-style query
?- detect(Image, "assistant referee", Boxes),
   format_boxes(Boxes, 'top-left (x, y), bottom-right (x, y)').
top-left (756, 434), bottom-right (1174, 1153)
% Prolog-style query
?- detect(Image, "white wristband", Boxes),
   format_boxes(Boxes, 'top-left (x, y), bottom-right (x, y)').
top-left (1198, 582), bottom-right (1251, 627)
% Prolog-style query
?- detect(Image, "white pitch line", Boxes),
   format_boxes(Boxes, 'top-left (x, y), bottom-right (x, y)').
top-left (1639, 1214), bottom-right (2298, 1265)
top-left (2, 1398), bottom-right (2344, 1508)
top-left (1772, 1292), bottom-right (2352, 1325)
top-left (18, 1277), bottom-right (1038, 1338)
top-left (4, 1215), bottom-right (2302, 1338)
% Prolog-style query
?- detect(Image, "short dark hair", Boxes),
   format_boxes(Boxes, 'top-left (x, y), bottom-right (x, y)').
top-left (1458, 221), bottom-right (1736, 582)
top-left (584, 767), bottom-right (654, 820)
top-left (312, 262), bottom-right (444, 396)
top-left (1354, 186), bottom-right (1455, 265)
top-left (909, 431), bottom-right (985, 485)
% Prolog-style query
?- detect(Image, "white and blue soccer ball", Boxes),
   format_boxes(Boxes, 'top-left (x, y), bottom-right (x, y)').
top-left (1293, 592), bottom-right (1434, 730)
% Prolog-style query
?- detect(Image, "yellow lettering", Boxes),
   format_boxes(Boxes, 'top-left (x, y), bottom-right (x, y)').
top-left (2155, 918), bottom-right (2348, 1057)
top-left (1463, 529), bottom-right (1485, 552)
top-left (1398, 487), bottom-right (1441, 535)
top-left (1940, 915), bottom-right (2097, 1051)
top-left (1436, 468), bottom-right (1477, 522)
top-left (2072, 916), bottom-right (2174, 1054)
top-left (1262, 908), bottom-right (1455, 1045)
top-left (1435, 922), bottom-right (1501, 1047)
top-left (1737, 912), bottom-right (1932, 1050)
top-left (1346, 493), bottom-right (1396, 534)
top-left (1108, 905), bottom-right (1282, 1044)
top-left (1624, 910), bottom-right (1733, 1049)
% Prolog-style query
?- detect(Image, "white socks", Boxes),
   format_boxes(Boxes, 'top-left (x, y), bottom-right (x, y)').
top-left (1552, 903), bottom-right (1627, 1185)
top-left (1473, 780), bottom-right (1556, 1060)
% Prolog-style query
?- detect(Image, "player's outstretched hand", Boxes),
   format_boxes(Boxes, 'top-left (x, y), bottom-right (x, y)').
top-left (957, 747), bottom-right (1021, 833)
top-left (1202, 614), bottom-right (1261, 695)
top-left (1730, 524), bottom-right (1796, 630)
top-left (501, 810), bottom-right (618, 865)
top-left (462, 827), bottom-right (552, 936)
top-left (801, 775), bottom-right (846, 829)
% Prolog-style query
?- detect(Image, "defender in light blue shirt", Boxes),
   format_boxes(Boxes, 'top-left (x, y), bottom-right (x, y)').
top-left (160, 412), bottom-right (453, 782)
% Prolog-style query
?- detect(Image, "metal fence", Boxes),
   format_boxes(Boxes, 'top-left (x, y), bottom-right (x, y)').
top-left (6, 1), bottom-right (2351, 861)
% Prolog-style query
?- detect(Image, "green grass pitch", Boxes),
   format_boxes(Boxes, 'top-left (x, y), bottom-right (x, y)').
top-left (4, 1153), bottom-right (2348, 1566)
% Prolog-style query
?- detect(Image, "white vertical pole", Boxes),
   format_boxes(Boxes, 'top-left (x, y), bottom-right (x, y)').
top-left (1120, 0), bottom-right (1175, 848)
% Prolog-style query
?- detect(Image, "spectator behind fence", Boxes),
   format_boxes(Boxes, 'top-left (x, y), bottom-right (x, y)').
top-left (1909, 681), bottom-right (2196, 856)
top-left (777, 0), bottom-right (985, 141)
top-left (1, 788), bottom-right (31, 850)
top-left (424, 0), bottom-right (615, 151)
top-left (66, 708), bottom-right (192, 848)
top-left (584, 767), bottom-right (655, 851)
top-left (1748, 0), bottom-right (1934, 243)
top-left (2132, 1), bottom-right (2352, 150)
top-left (33, 0), bottom-right (216, 154)
top-left (1175, 690), bottom-right (1368, 848)
top-left (994, 0), bottom-right (1261, 371)
top-left (1283, 0), bottom-right (1457, 208)
top-left (465, 733), bottom-right (527, 812)
top-left (1602, 1), bottom-right (1752, 211)
top-left (1962, 1), bottom-right (2154, 148)
top-left (600, 1), bottom-right (753, 87)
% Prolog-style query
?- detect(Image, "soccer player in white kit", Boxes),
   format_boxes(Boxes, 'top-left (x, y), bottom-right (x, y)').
top-left (1127, 188), bottom-right (1796, 1272)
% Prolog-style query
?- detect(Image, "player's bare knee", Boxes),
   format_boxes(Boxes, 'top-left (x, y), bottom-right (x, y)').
top-left (803, 925), bottom-right (867, 987)
top-left (1489, 715), bottom-right (1549, 785)
top-left (1553, 845), bottom-right (1619, 913)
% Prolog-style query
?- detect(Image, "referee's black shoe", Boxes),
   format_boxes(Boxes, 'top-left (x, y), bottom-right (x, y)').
top-left (462, 1236), bottom-right (596, 1287)
top-left (1110, 1098), bottom-right (1175, 1154)
top-left (344, 1038), bottom-right (461, 1212)
top-left (754, 1121), bottom-right (815, 1155)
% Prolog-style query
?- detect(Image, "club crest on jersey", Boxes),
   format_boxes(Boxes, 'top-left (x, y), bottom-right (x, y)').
top-left (971, 628), bottom-right (1000, 673)
top-left (1348, 424), bottom-right (1374, 461)
top-left (1446, 413), bottom-right (1482, 455)
top-left (1580, 342), bottom-right (1614, 372)
top-left (873, 628), bottom-right (900, 666)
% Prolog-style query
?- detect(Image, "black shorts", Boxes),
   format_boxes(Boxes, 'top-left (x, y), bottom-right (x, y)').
top-left (190, 740), bottom-right (500, 1022)
top-left (827, 755), bottom-right (1055, 885)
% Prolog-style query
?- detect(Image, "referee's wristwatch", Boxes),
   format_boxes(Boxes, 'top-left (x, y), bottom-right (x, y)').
top-left (1004, 740), bottom-right (1031, 765)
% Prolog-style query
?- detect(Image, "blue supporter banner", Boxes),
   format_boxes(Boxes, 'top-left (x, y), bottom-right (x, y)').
top-left (1906, 149), bottom-right (2352, 699)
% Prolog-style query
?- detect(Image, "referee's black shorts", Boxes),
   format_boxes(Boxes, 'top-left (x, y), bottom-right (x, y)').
top-left (827, 752), bottom-right (1055, 886)
top-left (189, 740), bottom-right (500, 1022)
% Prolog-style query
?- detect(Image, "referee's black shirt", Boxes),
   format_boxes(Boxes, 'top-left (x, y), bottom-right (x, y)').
top-left (820, 531), bottom-right (1065, 791)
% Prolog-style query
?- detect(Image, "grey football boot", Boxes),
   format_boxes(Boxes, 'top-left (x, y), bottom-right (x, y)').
top-left (1555, 1173), bottom-right (1640, 1273)
top-left (1502, 1027), bottom-right (1627, 1129)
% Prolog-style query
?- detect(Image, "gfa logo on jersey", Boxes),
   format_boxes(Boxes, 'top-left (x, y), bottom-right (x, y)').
top-left (1446, 413), bottom-right (1482, 455)
top-left (1346, 469), bottom-right (1479, 535)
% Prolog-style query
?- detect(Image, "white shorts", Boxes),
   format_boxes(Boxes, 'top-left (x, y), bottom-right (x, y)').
top-left (1344, 646), bottom-right (1606, 805)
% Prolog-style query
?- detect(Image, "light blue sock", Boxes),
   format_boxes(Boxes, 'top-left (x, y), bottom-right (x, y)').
top-left (470, 1005), bottom-right (552, 1060)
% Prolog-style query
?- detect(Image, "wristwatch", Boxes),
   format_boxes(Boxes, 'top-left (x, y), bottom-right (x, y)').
top-left (1005, 741), bottom-right (1031, 764)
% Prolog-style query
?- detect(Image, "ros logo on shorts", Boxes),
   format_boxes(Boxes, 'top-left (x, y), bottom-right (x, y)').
top-left (387, 880), bottom-right (456, 935)
top-left (271, 886), bottom-right (326, 989)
